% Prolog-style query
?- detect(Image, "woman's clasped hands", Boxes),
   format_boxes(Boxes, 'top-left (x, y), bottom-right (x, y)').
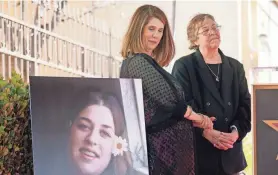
top-left (202, 129), bottom-right (238, 150)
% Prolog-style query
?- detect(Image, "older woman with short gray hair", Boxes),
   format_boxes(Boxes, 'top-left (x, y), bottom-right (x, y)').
top-left (172, 13), bottom-right (251, 175)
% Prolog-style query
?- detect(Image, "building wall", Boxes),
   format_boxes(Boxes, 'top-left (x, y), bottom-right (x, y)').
top-left (90, 1), bottom-right (242, 73)
top-left (171, 1), bottom-right (241, 71)
top-left (3, 1), bottom-right (276, 82)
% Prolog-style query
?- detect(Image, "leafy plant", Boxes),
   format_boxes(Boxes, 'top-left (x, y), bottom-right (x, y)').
top-left (0, 71), bottom-right (33, 175)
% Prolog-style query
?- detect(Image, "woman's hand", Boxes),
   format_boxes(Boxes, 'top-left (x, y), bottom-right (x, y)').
top-left (203, 129), bottom-right (234, 150)
top-left (184, 106), bottom-right (215, 129)
top-left (192, 113), bottom-right (216, 129)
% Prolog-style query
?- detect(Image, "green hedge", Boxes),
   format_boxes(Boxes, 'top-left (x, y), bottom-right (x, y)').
top-left (0, 72), bottom-right (33, 175)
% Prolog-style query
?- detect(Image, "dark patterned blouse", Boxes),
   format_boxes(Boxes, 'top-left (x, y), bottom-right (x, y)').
top-left (120, 53), bottom-right (195, 175)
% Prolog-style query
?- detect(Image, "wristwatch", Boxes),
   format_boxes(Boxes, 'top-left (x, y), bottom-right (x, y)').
top-left (230, 125), bottom-right (238, 132)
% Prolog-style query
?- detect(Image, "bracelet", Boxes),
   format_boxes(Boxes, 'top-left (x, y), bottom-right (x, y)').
top-left (197, 113), bottom-right (206, 128)
top-left (197, 113), bottom-right (205, 119)
top-left (197, 113), bottom-right (205, 122)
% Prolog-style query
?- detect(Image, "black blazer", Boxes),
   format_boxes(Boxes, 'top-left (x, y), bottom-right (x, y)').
top-left (172, 49), bottom-right (251, 175)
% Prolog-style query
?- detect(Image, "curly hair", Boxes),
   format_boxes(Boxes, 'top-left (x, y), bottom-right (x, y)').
top-left (187, 13), bottom-right (215, 50)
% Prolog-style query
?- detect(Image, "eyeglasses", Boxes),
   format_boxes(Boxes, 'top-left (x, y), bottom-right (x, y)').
top-left (198, 25), bottom-right (221, 36)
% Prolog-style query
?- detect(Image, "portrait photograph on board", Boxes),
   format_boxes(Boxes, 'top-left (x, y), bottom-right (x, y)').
top-left (29, 76), bottom-right (148, 175)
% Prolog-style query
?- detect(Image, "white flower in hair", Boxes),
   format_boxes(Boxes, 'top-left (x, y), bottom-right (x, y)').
top-left (112, 136), bottom-right (128, 156)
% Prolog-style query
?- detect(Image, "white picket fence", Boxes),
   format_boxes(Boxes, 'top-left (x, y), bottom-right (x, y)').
top-left (0, 0), bottom-right (123, 82)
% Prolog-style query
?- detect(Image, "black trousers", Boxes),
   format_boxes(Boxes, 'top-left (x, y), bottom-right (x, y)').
top-left (198, 154), bottom-right (241, 175)
top-left (199, 166), bottom-right (240, 175)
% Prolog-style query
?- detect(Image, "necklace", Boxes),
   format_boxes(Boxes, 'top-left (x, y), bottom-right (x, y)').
top-left (206, 64), bottom-right (220, 82)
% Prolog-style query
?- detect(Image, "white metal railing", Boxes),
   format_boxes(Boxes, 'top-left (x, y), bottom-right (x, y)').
top-left (0, 1), bottom-right (122, 82)
top-left (250, 66), bottom-right (278, 84)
